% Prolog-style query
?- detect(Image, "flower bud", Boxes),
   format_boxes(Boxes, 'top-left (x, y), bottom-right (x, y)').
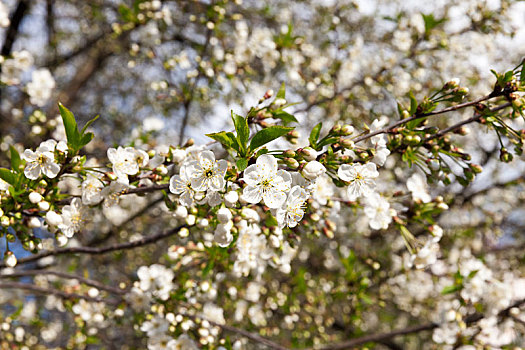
top-left (300, 147), bottom-right (317, 161)
top-left (38, 201), bottom-right (50, 211)
top-left (469, 164), bottom-right (483, 174)
top-left (264, 89), bottom-right (274, 99)
top-left (178, 227), bottom-right (190, 238)
top-left (284, 157), bottom-right (299, 169)
top-left (4, 251), bottom-right (17, 267)
top-left (428, 159), bottom-right (440, 171)
top-left (174, 206), bottom-right (188, 219)
top-left (1, 216), bottom-right (10, 227)
top-left (217, 207), bottom-right (233, 223)
top-left (284, 149), bottom-right (296, 158)
top-left (274, 98), bottom-right (287, 107)
top-left (330, 124), bottom-right (342, 134)
top-left (302, 161), bottom-right (326, 180)
top-left (340, 138), bottom-right (354, 149)
top-left (29, 192), bottom-right (43, 204)
top-left (45, 211), bottom-right (63, 226)
top-left (443, 78), bottom-right (459, 90)
top-left (224, 191), bottom-right (239, 207)
top-left (28, 217), bottom-right (41, 228)
top-left (341, 124), bottom-right (354, 136)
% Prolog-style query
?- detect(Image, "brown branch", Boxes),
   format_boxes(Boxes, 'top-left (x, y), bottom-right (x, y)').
top-left (0, 0), bottom-right (29, 56)
top-left (0, 281), bottom-right (119, 304)
top-left (0, 224), bottom-right (186, 268)
top-left (0, 269), bottom-right (127, 295)
top-left (352, 94), bottom-right (502, 144)
top-left (178, 28), bottom-right (213, 145)
top-left (308, 298), bottom-right (525, 350)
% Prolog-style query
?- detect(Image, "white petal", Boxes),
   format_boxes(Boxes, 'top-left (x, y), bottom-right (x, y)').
top-left (243, 185), bottom-right (262, 204)
top-left (256, 154), bottom-right (277, 174)
top-left (263, 189), bottom-right (287, 209)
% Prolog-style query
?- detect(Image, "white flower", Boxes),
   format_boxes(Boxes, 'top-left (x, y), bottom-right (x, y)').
top-left (171, 148), bottom-right (187, 163)
top-left (173, 334), bottom-right (198, 350)
top-left (22, 142), bottom-right (61, 180)
top-left (29, 192), bottom-right (43, 204)
top-left (202, 303), bottom-right (225, 325)
top-left (407, 173), bottom-right (431, 203)
top-left (107, 147), bottom-right (145, 184)
top-left (187, 150), bottom-right (227, 192)
top-left (217, 207), bottom-right (232, 223)
top-left (370, 134), bottom-right (390, 166)
top-left (242, 154), bottom-right (292, 209)
top-left (302, 161), bottom-right (326, 180)
top-left (100, 181), bottom-right (128, 207)
top-left (81, 174), bottom-right (104, 205)
top-left (136, 264), bottom-right (174, 300)
top-left (26, 69), bottom-right (56, 107)
top-left (169, 164), bottom-right (195, 207)
top-left (214, 221), bottom-right (234, 247)
top-left (140, 315), bottom-right (169, 337)
top-left (58, 198), bottom-right (84, 238)
top-left (276, 186), bottom-right (309, 228)
top-left (147, 334), bottom-right (177, 350)
top-left (338, 162), bottom-right (379, 200)
top-left (363, 193), bottom-right (394, 230)
top-left (45, 210), bottom-right (63, 226)
top-left (410, 241), bottom-right (439, 269)
top-left (125, 286), bottom-right (151, 310)
top-left (224, 190), bottom-right (239, 206)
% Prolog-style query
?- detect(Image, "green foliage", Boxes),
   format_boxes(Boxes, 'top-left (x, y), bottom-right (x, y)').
top-left (9, 146), bottom-right (24, 173)
top-left (58, 103), bottom-right (98, 155)
top-left (309, 122), bottom-right (322, 149)
top-left (231, 111), bottom-right (249, 156)
top-left (249, 126), bottom-right (293, 152)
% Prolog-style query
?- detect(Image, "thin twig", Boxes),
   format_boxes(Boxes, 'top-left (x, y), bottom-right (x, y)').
top-left (0, 269), bottom-right (127, 295)
top-left (0, 224), bottom-right (186, 269)
top-left (0, 281), bottom-right (119, 304)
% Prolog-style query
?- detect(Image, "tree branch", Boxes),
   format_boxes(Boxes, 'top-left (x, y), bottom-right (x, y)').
top-left (0, 224), bottom-right (187, 268)
top-left (0, 281), bottom-right (119, 304)
top-left (0, 269), bottom-right (127, 295)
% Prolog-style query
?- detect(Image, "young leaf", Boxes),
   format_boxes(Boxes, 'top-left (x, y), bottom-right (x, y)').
top-left (409, 91), bottom-right (418, 115)
top-left (520, 64), bottom-right (525, 83)
top-left (273, 111), bottom-right (298, 125)
top-left (231, 111), bottom-right (249, 152)
top-left (58, 103), bottom-right (80, 149)
top-left (236, 158), bottom-right (248, 172)
top-left (79, 132), bottom-right (95, 148)
top-left (9, 146), bottom-right (24, 172)
top-left (249, 126), bottom-right (293, 151)
top-left (0, 168), bottom-right (18, 186)
top-left (276, 82), bottom-right (286, 99)
top-left (80, 115), bottom-right (100, 135)
top-left (206, 131), bottom-right (240, 152)
top-left (309, 122), bottom-right (322, 148)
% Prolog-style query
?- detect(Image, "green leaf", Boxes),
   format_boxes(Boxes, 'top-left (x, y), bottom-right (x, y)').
top-left (80, 115), bottom-right (99, 135)
top-left (249, 126), bottom-right (293, 151)
top-left (409, 91), bottom-right (418, 115)
top-left (79, 132), bottom-right (95, 148)
top-left (0, 168), bottom-right (18, 186)
top-left (206, 131), bottom-right (240, 152)
top-left (273, 111), bottom-right (298, 125)
top-left (317, 136), bottom-right (339, 148)
top-left (236, 158), bottom-right (248, 172)
top-left (9, 146), bottom-right (23, 172)
top-left (276, 82), bottom-right (286, 99)
top-left (309, 122), bottom-right (322, 148)
top-left (520, 64), bottom-right (525, 83)
top-left (265, 214), bottom-right (278, 227)
top-left (441, 284), bottom-right (462, 295)
top-left (406, 118), bottom-right (425, 130)
top-left (58, 103), bottom-right (80, 150)
top-left (231, 111), bottom-right (249, 153)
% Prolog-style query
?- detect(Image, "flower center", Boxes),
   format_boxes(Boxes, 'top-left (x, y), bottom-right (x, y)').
top-left (205, 169), bottom-right (214, 178)
top-left (37, 154), bottom-right (47, 164)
